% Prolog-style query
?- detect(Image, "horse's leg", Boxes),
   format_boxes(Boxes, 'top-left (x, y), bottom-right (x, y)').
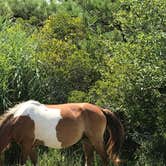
top-left (89, 136), bottom-right (109, 166)
top-left (20, 140), bottom-right (34, 165)
top-left (29, 147), bottom-right (38, 166)
top-left (82, 139), bottom-right (94, 166)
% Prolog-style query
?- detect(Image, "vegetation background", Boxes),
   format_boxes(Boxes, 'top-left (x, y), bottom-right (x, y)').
top-left (0, 0), bottom-right (165, 165)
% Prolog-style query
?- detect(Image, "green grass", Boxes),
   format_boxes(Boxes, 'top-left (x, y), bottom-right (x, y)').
top-left (26, 149), bottom-right (83, 166)
top-left (26, 149), bottom-right (166, 166)
top-left (25, 149), bottom-right (115, 166)
top-left (4, 147), bottom-right (165, 166)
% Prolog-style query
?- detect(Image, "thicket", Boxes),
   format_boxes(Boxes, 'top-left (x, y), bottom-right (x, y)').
top-left (0, 0), bottom-right (166, 165)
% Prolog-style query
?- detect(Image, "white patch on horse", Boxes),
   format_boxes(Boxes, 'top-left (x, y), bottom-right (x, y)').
top-left (13, 100), bottom-right (62, 148)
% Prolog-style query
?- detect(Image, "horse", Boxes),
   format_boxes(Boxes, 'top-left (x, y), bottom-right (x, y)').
top-left (0, 100), bottom-right (124, 166)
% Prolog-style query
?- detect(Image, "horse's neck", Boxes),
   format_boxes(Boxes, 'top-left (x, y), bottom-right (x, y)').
top-left (0, 116), bottom-right (13, 153)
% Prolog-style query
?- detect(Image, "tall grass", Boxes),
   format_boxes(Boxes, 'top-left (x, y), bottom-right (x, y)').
top-left (26, 149), bottom-right (83, 166)
top-left (25, 148), bottom-right (115, 166)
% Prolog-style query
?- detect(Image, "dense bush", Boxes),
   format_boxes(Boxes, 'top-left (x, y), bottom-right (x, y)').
top-left (0, 0), bottom-right (165, 165)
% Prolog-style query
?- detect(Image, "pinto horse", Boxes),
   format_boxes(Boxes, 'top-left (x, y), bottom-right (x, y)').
top-left (0, 100), bottom-right (124, 166)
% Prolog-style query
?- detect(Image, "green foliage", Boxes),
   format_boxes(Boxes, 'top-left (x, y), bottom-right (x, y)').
top-left (68, 90), bottom-right (87, 102)
top-left (0, 22), bottom-right (37, 108)
top-left (134, 136), bottom-right (166, 166)
top-left (0, 0), bottom-right (59, 25)
top-left (42, 13), bottom-right (85, 42)
top-left (0, 0), bottom-right (166, 165)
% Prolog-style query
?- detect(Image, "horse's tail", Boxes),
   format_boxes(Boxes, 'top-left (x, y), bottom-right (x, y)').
top-left (102, 109), bottom-right (124, 165)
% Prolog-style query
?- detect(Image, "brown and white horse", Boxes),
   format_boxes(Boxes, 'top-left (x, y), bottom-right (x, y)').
top-left (0, 100), bottom-right (124, 166)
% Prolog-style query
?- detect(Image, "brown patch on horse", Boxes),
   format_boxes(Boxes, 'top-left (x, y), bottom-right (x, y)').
top-left (12, 116), bottom-right (35, 144)
top-left (12, 116), bottom-right (36, 165)
top-left (0, 112), bottom-right (15, 153)
top-left (0, 112), bottom-right (35, 154)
